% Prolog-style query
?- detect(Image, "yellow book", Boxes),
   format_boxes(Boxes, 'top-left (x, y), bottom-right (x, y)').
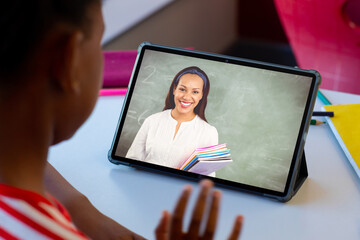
top-left (323, 104), bottom-right (360, 179)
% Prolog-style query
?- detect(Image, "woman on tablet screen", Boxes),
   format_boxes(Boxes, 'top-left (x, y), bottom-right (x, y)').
top-left (126, 66), bottom-right (218, 175)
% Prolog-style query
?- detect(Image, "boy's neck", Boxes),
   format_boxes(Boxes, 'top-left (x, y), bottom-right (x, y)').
top-left (0, 156), bottom-right (47, 195)
top-left (0, 87), bottom-right (53, 196)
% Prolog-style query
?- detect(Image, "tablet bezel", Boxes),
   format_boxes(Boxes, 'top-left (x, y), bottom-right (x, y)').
top-left (108, 42), bottom-right (321, 202)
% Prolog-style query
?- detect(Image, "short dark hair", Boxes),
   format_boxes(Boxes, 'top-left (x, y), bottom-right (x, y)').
top-left (0, 0), bottom-right (99, 80)
top-left (163, 66), bottom-right (210, 122)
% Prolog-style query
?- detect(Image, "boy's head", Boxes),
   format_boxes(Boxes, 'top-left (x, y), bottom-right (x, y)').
top-left (0, 0), bottom-right (104, 144)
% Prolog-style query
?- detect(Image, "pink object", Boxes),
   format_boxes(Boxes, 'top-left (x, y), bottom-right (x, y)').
top-left (99, 88), bottom-right (127, 96)
top-left (274, 0), bottom-right (360, 94)
top-left (103, 50), bottom-right (137, 88)
top-left (102, 48), bottom-right (195, 88)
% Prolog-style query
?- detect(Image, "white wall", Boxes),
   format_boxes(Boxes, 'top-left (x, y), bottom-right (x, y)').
top-left (103, 0), bottom-right (238, 53)
top-left (101, 0), bottom-right (174, 44)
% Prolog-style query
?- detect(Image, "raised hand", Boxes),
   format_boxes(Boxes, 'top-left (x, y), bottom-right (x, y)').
top-left (155, 179), bottom-right (243, 240)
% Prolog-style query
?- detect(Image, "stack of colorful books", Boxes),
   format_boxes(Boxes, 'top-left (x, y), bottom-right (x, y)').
top-left (178, 144), bottom-right (232, 175)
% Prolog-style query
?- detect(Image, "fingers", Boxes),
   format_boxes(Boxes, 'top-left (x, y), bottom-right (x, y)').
top-left (227, 215), bottom-right (244, 240)
top-left (159, 180), bottom-right (243, 240)
top-left (155, 210), bottom-right (171, 240)
top-left (201, 190), bottom-right (221, 240)
top-left (187, 179), bottom-right (214, 239)
top-left (169, 185), bottom-right (193, 239)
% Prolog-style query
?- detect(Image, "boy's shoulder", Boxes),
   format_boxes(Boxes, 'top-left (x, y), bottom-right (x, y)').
top-left (0, 183), bottom-right (88, 239)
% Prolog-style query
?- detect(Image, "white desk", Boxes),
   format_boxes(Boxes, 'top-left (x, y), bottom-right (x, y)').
top-left (48, 89), bottom-right (360, 239)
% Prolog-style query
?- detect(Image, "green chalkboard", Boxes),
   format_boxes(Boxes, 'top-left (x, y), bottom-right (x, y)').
top-left (116, 50), bottom-right (312, 192)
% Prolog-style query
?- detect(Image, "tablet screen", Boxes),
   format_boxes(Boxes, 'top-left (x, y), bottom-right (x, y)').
top-left (110, 43), bottom-right (318, 198)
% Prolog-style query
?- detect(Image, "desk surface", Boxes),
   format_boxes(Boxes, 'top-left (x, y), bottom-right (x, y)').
top-left (49, 89), bottom-right (360, 239)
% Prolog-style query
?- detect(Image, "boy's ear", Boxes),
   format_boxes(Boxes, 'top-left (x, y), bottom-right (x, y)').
top-left (50, 30), bottom-right (84, 93)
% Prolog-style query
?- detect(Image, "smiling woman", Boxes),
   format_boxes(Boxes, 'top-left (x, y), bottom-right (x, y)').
top-left (126, 66), bottom-right (218, 174)
top-left (164, 66), bottom-right (210, 122)
top-left (171, 74), bottom-right (204, 122)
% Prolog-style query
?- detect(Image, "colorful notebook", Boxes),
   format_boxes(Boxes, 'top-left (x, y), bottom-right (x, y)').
top-left (323, 104), bottom-right (360, 179)
top-left (178, 144), bottom-right (232, 175)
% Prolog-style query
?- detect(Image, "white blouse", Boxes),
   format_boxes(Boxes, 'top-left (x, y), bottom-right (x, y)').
top-left (126, 109), bottom-right (218, 170)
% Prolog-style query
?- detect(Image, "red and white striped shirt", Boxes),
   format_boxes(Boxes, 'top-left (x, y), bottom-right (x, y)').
top-left (0, 183), bottom-right (89, 240)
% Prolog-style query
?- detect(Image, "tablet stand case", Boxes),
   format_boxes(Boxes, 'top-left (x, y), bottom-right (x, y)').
top-left (292, 151), bottom-right (308, 196)
top-left (264, 150), bottom-right (307, 201)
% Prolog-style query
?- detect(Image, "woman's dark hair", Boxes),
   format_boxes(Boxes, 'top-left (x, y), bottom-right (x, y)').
top-left (0, 0), bottom-right (99, 81)
top-left (163, 66), bottom-right (210, 122)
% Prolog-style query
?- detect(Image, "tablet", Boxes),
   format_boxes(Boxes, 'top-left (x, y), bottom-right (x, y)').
top-left (108, 42), bottom-right (321, 202)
